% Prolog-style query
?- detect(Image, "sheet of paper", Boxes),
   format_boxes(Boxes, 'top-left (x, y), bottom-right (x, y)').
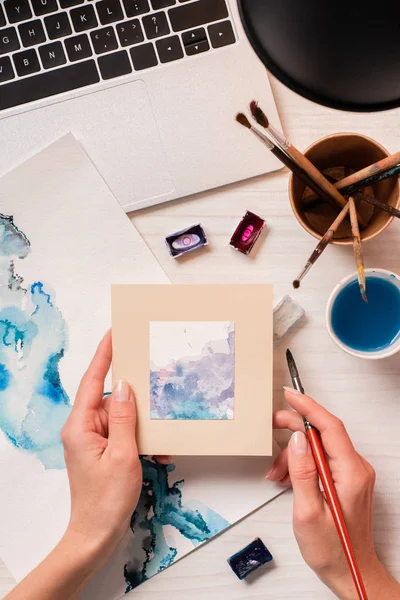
top-left (0, 134), bottom-right (169, 581)
top-left (112, 284), bottom-right (273, 456)
top-left (0, 135), bottom-right (285, 599)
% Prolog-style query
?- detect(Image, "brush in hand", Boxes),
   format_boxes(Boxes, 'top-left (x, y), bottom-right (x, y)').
top-left (349, 196), bottom-right (367, 303)
top-left (249, 101), bottom-right (368, 228)
top-left (293, 201), bottom-right (351, 289)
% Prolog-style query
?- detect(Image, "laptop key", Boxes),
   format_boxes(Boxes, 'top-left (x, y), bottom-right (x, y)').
top-left (129, 42), bottom-right (157, 70)
top-left (39, 41), bottom-right (67, 69)
top-left (169, 0), bottom-right (228, 32)
top-left (0, 5), bottom-right (6, 27)
top-left (156, 34), bottom-right (183, 63)
top-left (96, 0), bottom-right (124, 25)
top-left (182, 27), bottom-right (206, 45)
top-left (142, 12), bottom-right (169, 39)
top-left (0, 27), bottom-right (20, 55)
top-left (4, 0), bottom-right (32, 24)
top-left (151, 0), bottom-right (175, 8)
top-left (98, 49), bottom-right (132, 80)
top-left (31, 0), bottom-right (58, 16)
top-left (19, 20), bottom-right (46, 47)
top-left (185, 38), bottom-right (209, 56)
top-left (91, 26), bottom-right (118, 54)
top-left (70, 5), bottom-right (98, 33)
top-left (13, 48), bottom-right (40, 76)
top-left (59, 0), bottom-right (84, 6)
top-left (0, 60), bottom-right (100, 111)
top-left (0, 56), bottom-right (15, 83)
top-left (116, 19), bottom-right (144, 47)
top-left (208, 20), bottom-right (235, 48)
top-left (44, 13), bottom-right (72, 39)
top-left (65, 33), bottom-right (92, 61)
top-left (123, 0), bottom-right (150, 17)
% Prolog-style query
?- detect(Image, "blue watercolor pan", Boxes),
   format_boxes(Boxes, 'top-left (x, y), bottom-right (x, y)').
top-left (165, 223), bottom-right (208, 258)
top-left (228, 537), bottom-right (273, 580)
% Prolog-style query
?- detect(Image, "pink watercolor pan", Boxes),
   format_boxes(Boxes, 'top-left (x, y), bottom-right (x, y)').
top-left (230, 211), bottom-right (266, 255)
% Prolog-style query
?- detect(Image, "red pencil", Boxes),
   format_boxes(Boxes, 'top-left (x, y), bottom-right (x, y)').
top-left (286, 349), bottom-right (368, 600)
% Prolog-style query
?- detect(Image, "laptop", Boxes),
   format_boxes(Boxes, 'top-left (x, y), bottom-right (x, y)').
top-left (0, 0), bottom-right (282, 212)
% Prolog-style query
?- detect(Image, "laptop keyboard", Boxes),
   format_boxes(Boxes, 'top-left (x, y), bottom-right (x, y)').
top-left (0, 0), bottom-right (236, 111)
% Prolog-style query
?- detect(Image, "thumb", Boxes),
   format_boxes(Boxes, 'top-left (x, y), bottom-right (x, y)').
top-left (288, 431), bottom-right (323, 519)
top-left (108, 380), bottom-right (138, 455)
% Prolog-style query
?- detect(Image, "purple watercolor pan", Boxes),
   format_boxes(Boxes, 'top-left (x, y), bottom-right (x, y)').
top-left (230, 211), bottom-right (266, 255)
top-left (165, 224), bottom-right (208, 258)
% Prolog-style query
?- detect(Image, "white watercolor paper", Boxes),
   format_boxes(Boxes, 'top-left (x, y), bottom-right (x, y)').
top-left (0, 135), bottom-right (285, 600)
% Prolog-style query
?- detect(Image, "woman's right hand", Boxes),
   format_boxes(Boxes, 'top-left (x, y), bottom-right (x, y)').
top-left (269, 387), bottom-right (400, 600)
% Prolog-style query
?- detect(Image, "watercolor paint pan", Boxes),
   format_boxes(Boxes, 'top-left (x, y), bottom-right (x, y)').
top-left (230, 211), bottom-right (265, 255)
top-left (165, 223), bottom-right (208, 258)
top-left (228, 537), bottom-right (273, 580)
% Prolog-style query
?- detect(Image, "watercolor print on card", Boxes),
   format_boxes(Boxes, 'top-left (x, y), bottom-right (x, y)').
top-left (0, 212), bottom-right (229, 595)
top-left (150, 321), bottom-right (235, 420)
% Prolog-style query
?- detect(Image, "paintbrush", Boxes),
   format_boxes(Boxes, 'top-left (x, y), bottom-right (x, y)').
top-left (293, 201), bottom-right (350, 289)
top-left (303, 153), bottom-right (400, 208)
top-left (236, 113), bottom-right (324, 186)
top-left (304, 172), bottom-right (400, 220)
top-left (236, 113), bottom-right (352, 223)
top-left (286, 349), bottom-right (369, 600)
top-left (349, 196), bottom-right (367, 303)
top-left (354, 190), bottom-right (400, 220)
top-left (249, 101), bottom-right (368, 228)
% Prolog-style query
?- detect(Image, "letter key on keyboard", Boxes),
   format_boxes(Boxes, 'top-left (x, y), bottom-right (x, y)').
top-left (39, 41), bottom-right (67, 68)
top-left (31, 0), bottom-right (58, 16)
top-left (19, 20), bottom-right (46, 47)
top-left (4, 0), bottom-right (32, 24)
top-left (70, 5), bottom-right (98, 33)
top-left (44, 13), bottom-right (72, 40)
top-left (96, 0), bottom-right (124, 25)
top-left (0, 57), bottom-right (15, 83)
top-left (0, 28), bottom-right (21, 55)
top-left (0, 5), bottom-right (7, 27)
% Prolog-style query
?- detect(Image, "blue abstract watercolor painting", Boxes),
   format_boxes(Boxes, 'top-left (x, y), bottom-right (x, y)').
top-left (0, 214), bottom-right (71, 469)
top-left (0, 213), bottom-right (230, 595)
top-left (123, 457), bottom-right (229, 592)
top-left (150, 321), bottom-right (235, 420)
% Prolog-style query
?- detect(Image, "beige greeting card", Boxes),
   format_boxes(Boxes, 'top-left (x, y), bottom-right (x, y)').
top-left (112, 284), bottom-right (273, 456)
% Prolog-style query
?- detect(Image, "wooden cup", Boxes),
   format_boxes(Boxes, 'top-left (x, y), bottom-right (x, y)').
top-left (288, 133), bottom-right (400, 245)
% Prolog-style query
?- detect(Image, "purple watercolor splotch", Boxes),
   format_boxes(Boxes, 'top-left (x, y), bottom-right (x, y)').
top-left (150, 322), bottom-right (234, 420)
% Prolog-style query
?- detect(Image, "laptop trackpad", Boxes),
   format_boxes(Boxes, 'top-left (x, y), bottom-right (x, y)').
top-left (1, 80), bottom-right (175, 210)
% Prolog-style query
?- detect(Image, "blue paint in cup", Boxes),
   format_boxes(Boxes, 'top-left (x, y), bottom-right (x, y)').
top-left (327, 270), bottom-right (400, 359)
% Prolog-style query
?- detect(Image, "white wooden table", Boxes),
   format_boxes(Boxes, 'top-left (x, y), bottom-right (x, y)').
top-left (1, 77), bottom-right (400, 599)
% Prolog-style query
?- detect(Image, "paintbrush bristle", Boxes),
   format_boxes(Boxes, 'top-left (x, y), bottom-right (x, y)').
top-left (250, 101), bottom-right (269, 129)
top-left (286, 349), bottom-right (299, 379)
top-left (236, 113), bottom-right (251, 129)
top-left (293, 280), bottom-right (300, 289)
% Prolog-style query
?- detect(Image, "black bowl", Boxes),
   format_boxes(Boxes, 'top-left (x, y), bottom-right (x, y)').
top-left (238, 0), bottom-right (400, 112)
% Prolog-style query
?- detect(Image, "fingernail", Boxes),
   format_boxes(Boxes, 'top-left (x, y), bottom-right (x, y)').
top-left (114, 379), bottom-right (130, 402)
top-left (265, 467), bottom-right (275, 480)
top-left (283, 386), bottom-right (303, 395)
top-left (290, 431), bottom-right (308, 455)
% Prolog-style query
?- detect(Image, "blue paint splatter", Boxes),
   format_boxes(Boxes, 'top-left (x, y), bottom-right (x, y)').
top-left (124, 458), bottom-right (229, 592)
top-left (0, 213), bottom-right (70, 469)
top-left (0, 214), bottom-right (230, 588)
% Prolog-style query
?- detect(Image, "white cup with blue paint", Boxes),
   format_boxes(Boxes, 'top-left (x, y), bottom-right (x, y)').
top-left (326, 269), bottom-right (400, 359)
